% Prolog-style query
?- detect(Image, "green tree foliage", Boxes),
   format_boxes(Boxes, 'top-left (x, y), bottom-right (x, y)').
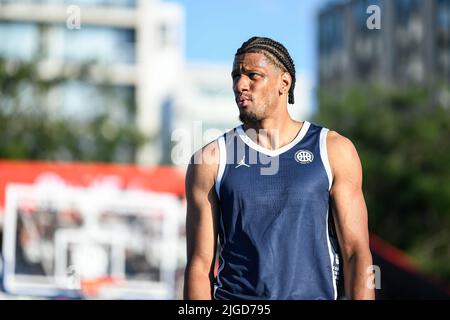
top-left (315, 85), bottom-right (450, 281)
top-left (0, 57), bottom-right (146, 163)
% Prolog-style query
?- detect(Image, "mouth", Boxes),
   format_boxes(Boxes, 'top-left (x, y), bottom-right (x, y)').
top-left (237, 95), bottom-right (251, 108)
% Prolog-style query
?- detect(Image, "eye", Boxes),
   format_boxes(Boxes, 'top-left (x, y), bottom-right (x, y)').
top-left (248, 72), bottom-right (258, 79)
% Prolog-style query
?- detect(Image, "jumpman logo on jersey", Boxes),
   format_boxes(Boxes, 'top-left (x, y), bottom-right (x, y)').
top-left (235, 155), bottom-right (250, 168)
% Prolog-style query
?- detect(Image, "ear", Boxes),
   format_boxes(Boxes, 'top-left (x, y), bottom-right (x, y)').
top-left (279, 72), bottom-right (291, 96)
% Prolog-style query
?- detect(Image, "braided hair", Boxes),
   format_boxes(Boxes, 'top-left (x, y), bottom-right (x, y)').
top-left (235, 36), bottom-right (296, 104)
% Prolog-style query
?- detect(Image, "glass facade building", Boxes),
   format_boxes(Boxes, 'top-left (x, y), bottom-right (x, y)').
top-left (318, 0), bottom-right (450, 90)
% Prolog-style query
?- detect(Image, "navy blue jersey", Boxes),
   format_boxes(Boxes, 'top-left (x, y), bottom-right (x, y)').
top-left (213, 121), bottom-right (343, 300)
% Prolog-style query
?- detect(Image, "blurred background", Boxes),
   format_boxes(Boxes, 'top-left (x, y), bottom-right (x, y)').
top-left (0, 0), bottom-right (448, 299)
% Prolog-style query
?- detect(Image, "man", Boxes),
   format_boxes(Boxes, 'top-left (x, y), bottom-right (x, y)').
top-left (184, 36), bottom-right (374, 300)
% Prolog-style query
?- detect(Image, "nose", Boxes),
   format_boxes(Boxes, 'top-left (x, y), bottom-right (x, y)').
top-left (233, 75), bottom-right (250, 95)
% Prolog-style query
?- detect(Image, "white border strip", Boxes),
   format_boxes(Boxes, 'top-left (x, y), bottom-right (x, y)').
top-left (215, 135), bottom-right (226, 200)
top-left (325, 209), bottom-right (338, 300)
top-left (236, 121), bottom-right (311, 157)
top-left (319, 128), bottom-right (333, 190)
top-left (213, 252), bottom-right (225, 299)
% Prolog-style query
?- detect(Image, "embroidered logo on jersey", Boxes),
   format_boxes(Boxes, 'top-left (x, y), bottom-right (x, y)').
top-left (235, 155), bottom-right (251, 168)
top-left (294, 150), bottom-right (314, 164)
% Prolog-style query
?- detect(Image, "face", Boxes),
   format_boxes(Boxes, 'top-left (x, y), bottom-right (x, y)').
top-left (232, 52), bottom-right (284, 126)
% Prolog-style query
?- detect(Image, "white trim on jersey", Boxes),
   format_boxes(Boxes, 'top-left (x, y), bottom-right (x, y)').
top-left (214, 134), bottom-right (227, 298)
top-left (213, 249), bottom-right (226, 299)
top-left (236, 121), bottom-right (311, 157)
top-left (319, 128), bottom-right (333, 190)
top-left (215, 135), bottom-right (227, 200)
top-left (325, 208), bottom-right (338, 300)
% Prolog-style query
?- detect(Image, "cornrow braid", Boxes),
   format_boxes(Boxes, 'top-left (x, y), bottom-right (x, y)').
top-left (236, 36), bottom-right (296, 104)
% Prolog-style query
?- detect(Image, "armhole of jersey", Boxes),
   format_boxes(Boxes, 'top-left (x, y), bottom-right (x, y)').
top-left (320, 128), bottom-right (333, 191)
top-left (215, 135), bottom-right (226, 200)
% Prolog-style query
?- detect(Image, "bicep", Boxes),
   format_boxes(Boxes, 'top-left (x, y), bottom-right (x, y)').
top-left (328, 134), bottom-right (370, 258)
top-left (185, 157), bottom-right (220, 275)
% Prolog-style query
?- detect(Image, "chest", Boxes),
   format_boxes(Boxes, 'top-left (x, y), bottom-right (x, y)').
top-left (221, 146), bottom-right (329, 204)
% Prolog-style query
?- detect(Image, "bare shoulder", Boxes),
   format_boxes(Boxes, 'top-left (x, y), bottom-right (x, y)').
top-left (187, 139), bottom-right (220, 191)
top-left (192, 139), bottom-right (220, 167)
top-left (326, 130), bottom-right (358, 157)
top-left (191, 127), bottom-right (234, 170)
top-left (326, 130), bottom-right (362, 179)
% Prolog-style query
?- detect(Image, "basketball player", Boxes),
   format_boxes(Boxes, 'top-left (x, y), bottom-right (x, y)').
top-left (184, 37), bottom-right (375, 300)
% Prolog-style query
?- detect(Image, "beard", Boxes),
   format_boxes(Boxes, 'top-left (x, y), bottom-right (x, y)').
top-left (239, 110), bottom-right (259, 126)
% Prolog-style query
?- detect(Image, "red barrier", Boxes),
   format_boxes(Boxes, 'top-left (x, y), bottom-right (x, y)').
top-left (0, 160), bottom-right (186, 211)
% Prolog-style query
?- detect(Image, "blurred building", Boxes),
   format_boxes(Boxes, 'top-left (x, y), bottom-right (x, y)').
top-left (318, 0), bottom-right (450, 91)
top-left (0, 0), bottom-right (184, 164)
top-left (0, 0), bottom-right (314, 165)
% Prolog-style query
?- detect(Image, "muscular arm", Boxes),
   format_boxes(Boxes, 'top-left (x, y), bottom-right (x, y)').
top-left (327, 131), bottom-right (375, 300)
top-left (183, 142), bottom-right (220, 300)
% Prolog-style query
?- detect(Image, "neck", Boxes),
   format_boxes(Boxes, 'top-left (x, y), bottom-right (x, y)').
top-left (242, 106), bottom-right (303, 150)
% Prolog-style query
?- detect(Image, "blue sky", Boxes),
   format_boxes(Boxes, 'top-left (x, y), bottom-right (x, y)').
top-left (165, 0), bottom-right (330, 84)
